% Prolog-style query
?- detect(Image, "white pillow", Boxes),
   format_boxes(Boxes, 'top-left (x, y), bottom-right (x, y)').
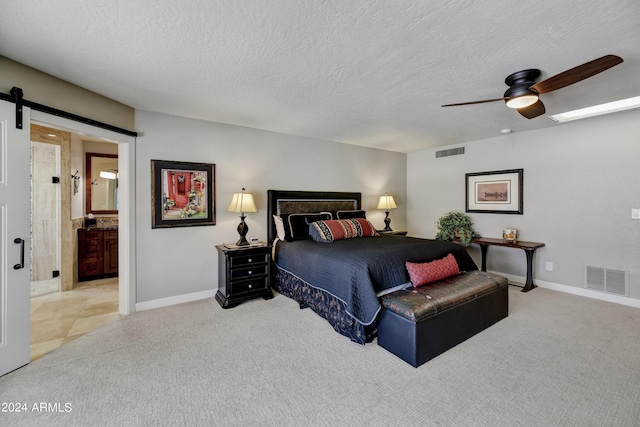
top-left (273, 215), bottom-right (286, 241)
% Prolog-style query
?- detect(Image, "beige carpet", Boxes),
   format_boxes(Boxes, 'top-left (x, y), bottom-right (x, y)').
top-left (1, 286), bottom-right (639, 426)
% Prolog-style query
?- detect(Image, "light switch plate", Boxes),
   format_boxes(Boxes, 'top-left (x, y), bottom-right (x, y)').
top-left (632, 209), bottom-right (640, 219)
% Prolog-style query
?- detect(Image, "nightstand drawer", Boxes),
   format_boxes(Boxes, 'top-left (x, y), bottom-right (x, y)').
top-left (231, 265), bottom-right (267, 281)
top-left (230, 252), bottom-right (268, 268)
top-left (231, 277), bottom-right (268, 294)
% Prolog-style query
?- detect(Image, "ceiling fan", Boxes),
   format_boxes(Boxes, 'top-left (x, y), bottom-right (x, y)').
top-left (441, 55), bottom-right (623, 119)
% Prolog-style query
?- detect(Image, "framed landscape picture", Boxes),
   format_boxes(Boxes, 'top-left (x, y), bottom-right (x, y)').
top-left (465, 169), bottom-right (523, 214)
top-left (151, 160), bottom-right (216, 228)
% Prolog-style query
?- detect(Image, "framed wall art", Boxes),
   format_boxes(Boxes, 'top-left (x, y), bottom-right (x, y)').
top-left (465, 169), bottom-right (523, 214)
top-left (151, 160), bottom-right (216, 228)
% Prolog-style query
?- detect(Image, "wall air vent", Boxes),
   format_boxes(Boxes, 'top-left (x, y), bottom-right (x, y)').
top-left (435, 147), bottom-right (465, 158)
top-left (605, 268), bottom-right (627, 295)
top-left (585, 265), bottom-right (628, 296)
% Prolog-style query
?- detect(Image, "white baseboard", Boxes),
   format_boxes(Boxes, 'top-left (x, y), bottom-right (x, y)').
top-left (135, 289), bottom-right (216, 312)
top-left (133, 274), bottom-right (640, 312)
top-left (491, 271), bottom-right (640, 309)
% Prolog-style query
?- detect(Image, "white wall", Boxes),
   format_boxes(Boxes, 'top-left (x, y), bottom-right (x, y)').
top-left (135, 111), bottom-right (406, 304)
top-left (407, 109), bottom-right (640, 302)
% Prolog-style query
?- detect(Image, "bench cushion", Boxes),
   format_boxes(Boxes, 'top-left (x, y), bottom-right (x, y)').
top-left (380, 271), bottom-right (508, 322)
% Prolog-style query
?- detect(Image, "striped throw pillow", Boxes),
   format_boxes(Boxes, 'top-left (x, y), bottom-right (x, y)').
top-left (309, 219), bottom-right (379, 243)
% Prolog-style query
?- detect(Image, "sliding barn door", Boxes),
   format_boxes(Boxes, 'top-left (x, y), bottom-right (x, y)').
top-left (0, 100), bottom-right (31, 376)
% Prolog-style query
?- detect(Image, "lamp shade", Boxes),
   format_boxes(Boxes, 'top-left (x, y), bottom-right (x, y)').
top-left (227, 189), bottom-right (258, 214)
top-left (377, 194), bottom-right (397, 210)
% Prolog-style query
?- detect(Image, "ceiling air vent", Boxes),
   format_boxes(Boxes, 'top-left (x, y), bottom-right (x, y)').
top-left (585, 265), bottom-right (628, 296)
top-left (435, 147), bottom-right (465, 158)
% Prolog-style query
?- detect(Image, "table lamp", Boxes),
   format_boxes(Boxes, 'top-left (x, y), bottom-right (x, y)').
top-left (227, 188), bottom-right (258, 245)
top-left (377, 192), bottom-right (397, 231)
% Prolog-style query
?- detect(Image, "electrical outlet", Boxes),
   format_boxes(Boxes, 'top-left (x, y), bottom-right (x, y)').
top-left (545, 262), bottom-right (553, 271)
top-left (632, 209), bottom-right (640, 219)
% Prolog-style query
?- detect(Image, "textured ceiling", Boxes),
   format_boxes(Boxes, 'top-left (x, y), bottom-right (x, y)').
top-left (1, 1), bottom-right (639, 152)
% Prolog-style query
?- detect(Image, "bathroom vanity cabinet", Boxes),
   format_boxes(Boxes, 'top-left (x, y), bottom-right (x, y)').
top-left (78, 228), bottom-right (118, 281)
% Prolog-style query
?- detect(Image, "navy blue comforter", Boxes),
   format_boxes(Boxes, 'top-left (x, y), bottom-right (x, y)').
top-left (274, 235), bottom-right (477, 326)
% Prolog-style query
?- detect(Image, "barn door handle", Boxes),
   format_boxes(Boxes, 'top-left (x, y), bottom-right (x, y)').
top-left (13, 238), bottom-right (24, 270)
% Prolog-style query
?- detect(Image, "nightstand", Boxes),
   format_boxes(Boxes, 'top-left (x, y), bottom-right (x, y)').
top-left (215, 242), bottom-right (273, 308)
top-left (377, 230), bottom-right (408, 236)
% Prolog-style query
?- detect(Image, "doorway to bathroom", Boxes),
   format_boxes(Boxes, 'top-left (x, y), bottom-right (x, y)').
top-left (29, 124), bottom-right (121, 361)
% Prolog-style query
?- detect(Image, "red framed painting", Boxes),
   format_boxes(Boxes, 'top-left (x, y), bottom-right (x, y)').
top-left (151, 160), bottom-right (216, 228)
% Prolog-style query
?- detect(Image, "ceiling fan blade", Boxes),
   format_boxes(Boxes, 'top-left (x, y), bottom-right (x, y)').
top-left (530, 55), bottom-right (623, 94)
top-left (441, 97), bottom-right (506, 107)
top-left (517, 99), bottom-right (545, 119)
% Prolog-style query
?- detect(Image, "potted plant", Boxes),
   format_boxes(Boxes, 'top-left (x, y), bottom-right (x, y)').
top-left (435, 211), bottom-right (480, 246)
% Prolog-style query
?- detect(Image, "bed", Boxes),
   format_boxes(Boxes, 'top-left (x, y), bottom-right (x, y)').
top-left (267, 190), bottom-right (478, 344)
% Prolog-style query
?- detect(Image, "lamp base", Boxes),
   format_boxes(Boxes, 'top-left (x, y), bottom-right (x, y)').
top-left (236, 215), bottom-right (250, 246)
top-left (383, 211), bottom-right (393, 232)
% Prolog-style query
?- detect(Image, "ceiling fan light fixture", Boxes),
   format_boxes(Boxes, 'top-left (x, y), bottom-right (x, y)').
top-left (503, 70), bottom-right (541, 109)
top-left (442, 56), bottom-right (623, 119)
top-left (505, 94), bottom-right (539, 109)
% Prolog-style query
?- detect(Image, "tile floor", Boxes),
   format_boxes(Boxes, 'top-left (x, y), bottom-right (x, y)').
top-left (30, 277), bottom-right (119, 361)
top-left (31, 277), bottom-right (60, 298)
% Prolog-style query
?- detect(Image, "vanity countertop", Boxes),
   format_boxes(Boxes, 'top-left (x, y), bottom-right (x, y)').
top-left (79, 226), bottom-right (118, 231)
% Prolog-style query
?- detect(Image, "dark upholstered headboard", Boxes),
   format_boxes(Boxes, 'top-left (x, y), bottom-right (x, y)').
top-left (267, 190), bottom-right (362, 243)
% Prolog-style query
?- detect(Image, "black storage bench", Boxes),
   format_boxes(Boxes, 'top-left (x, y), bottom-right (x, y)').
top-left (377, 271), bottom-right (509, 367)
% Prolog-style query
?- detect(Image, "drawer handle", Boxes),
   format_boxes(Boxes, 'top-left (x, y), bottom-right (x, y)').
top-left (248, 270), bottom-right (252, 275)
top-left (248, 258), bottom-right (253, 262)
top-left (248, 284), bottom-right (253, 289)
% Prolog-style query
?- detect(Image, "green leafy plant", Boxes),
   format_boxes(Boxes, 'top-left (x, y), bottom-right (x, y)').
top-left (435, 211), bottom-right (480, 246)
top-left (164, 197), bottom-right (176, 211)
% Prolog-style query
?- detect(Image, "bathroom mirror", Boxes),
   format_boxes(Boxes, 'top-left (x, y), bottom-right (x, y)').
top-left (86, 152), bottom-right (118, 214)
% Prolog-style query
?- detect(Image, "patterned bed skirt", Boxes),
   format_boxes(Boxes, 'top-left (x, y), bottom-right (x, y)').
top-left (275, 267), bottom-right (376, 345)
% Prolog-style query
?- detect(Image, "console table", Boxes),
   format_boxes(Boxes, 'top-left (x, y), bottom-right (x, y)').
top-left (470, 237), bottom-right (545, 293)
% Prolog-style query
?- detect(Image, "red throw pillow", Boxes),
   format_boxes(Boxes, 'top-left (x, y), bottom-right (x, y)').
top-left (406, 254), bottom-right (460, 287)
